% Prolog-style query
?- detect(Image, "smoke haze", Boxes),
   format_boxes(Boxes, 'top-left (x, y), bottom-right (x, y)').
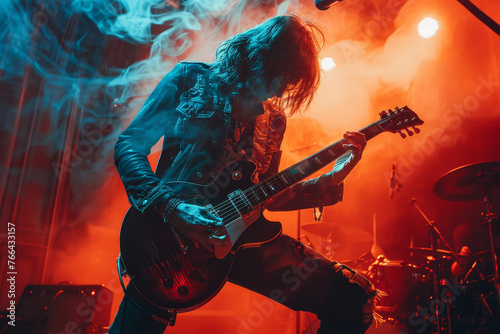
top-left (1, 0), bottom-right (499, 332)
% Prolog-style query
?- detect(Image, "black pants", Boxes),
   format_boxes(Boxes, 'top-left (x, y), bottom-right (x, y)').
top-left (109, 234), bottom-right (375, 334)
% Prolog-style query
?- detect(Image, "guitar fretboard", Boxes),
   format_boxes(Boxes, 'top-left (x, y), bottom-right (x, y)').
top-left (240, 121), bottom-right (385, 210)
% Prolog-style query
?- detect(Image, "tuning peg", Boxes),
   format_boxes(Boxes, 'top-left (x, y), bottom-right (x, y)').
top-left (379, 110), bottom-right (388, 118)
top-left (405, 128), bottom-right (414, 136)
top-left (398, 131), bottom-right (407, 139)
top-left (412, 126), bottom-right (420, 134)
top-left (395, 106), bottom-right (400, 111)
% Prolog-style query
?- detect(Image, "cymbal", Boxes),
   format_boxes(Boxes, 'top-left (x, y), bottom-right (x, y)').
top-left (433, 161), bottom-right (500, 201)
top-left (408, 247), bottom-right (470, 259)
top-left (409, 247), bottom-right (500, 258)
top-left (301, 223), bottom-right (373, 242)
top-left (474, 213), bottom-right (500, 232)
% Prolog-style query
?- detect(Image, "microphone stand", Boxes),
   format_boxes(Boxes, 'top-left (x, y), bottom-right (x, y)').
top-left (481, 191), bottom-right (500, 320)
top-left (394, 183), bottom-right (460, 334)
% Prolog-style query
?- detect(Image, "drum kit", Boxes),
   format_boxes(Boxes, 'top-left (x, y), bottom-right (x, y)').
top-left (301, 161), bottom-right (500, 333)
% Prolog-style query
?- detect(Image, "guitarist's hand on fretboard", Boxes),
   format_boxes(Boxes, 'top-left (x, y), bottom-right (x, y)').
top-left (170, 203), bottom-right (227, 252)
top-left (325, 131), bottom-right (367, 187)
top-left (341, 131), bottom-right (366, 159)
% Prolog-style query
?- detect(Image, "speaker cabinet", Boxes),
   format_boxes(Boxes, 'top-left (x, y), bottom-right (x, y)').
top-left (7, 284), bottom-right (113, 334)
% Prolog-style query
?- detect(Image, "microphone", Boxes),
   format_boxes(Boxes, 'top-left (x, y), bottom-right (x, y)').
top-left (389, 162), bottom-right (397, 199)
top-left (315, 0), bottom-right (342, 11)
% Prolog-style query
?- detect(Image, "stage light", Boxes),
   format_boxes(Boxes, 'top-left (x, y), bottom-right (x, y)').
top-left (321, 57), bottom-right (336, 71)
top-left (418, 17), bottom-right (439, 39)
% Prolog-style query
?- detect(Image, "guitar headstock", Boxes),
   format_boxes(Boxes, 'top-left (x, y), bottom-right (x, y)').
top-left (377, 106), bottom-right (423, 138)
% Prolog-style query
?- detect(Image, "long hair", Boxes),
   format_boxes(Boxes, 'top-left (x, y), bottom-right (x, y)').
top-left (212, 13), bottom-right (324, 116)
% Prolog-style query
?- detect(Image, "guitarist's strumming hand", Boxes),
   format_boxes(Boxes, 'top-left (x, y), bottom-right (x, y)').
top-left (326, 131), bottom-right (367, 186)
top-left (169, 203), bottom-right (227, 252)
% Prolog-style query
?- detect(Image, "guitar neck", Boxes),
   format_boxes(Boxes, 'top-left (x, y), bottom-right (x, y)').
top-left (243, 121), bottom-right (385, 206)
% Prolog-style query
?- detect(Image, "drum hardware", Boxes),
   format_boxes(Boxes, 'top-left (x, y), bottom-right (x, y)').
top-left (367, 161), bottom-right (500, 332)
top-left (464, 259), bottom-right (486, 282)
top-left (367, 255), bottom-right (434, 328)
top-left (301, 222), bottom-right (373, 261)
top-left (434, 161), bottom-right (500, 321)
top-left (452, 277), bottom-right (498, 332)
top-left (301, 222), bottom-right (373, 242)
top-left (391, 172), bottom-right (464, 333)
top-left (479, 292), bottom-right (494, 318)
top-left (408, 247), bottom-right (470, 260)
top-left (385, 316), bottom-right (412, 332)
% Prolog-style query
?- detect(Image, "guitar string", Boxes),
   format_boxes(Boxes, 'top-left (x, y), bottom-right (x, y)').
top-left (212, 174), bottom-right (291, 221)
top-left (213, 158), bottom-right (322, 217)
top-left (213, 198), bottom-right (255, 222)
top-left (212, 162), bottom-right (312, 218)
top-left (215, 141), bottom-right (340, 210)
top-left (215, 139), bottom-right (362, 220)
top-left (213, 135), bottom-right (381, 222)
top-left (224, 117), bottom-right (398, 217)
top-left (212, 174), bottom-right (285, 214)
top-left (220, 115), bottom-right (408, 221)
top-left (211, 141), bottom-right (346, 220)
top-left (211, 177), bottom-right (281, 213)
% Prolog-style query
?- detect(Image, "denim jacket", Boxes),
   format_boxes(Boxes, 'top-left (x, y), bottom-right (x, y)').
top-left (114, 62), bottom-right (343, 217)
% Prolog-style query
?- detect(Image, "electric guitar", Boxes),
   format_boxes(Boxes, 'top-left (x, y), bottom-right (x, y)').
top-left (119, 106), bottom-right (423, 313)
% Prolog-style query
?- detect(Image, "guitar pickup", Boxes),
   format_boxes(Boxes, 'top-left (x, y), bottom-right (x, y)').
top-left (205, 204), bottom-right (218, 217)
top-left (228, 189), bottom-right (254, 215)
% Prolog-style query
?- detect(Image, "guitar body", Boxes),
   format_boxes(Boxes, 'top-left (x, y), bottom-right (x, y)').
top-left (119, 160), bottom-right (283, 312)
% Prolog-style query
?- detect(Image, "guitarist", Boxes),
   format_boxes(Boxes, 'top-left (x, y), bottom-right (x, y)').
top-left (110, 13), bottom-right (379, 334)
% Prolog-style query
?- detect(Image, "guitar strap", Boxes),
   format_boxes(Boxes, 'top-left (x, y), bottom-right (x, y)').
top-left (251, 101), bottom-right (286, 178)
top-left (116, 253), bottom-right (177, 326)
